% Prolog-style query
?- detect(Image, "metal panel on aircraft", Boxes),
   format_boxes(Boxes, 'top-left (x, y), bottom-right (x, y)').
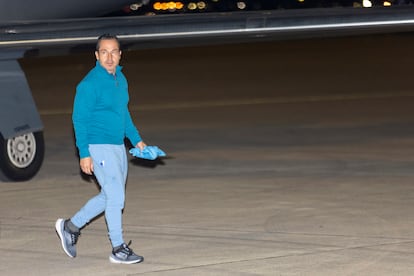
top-left (0, 53), bottom-right (43, 139)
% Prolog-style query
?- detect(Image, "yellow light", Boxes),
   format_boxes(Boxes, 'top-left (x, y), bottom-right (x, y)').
top-left (167, 1), bottom-right (176, 9)
top-left (298, 0), bottom-right (305, 2)
top-left (383, 1), bottom-right (392, 6)
top-left (197, 1), bottom-right (206, 9)
top-left (188, 2), bottom-right (197, 10)
top-left (153, 2), bottom-right (162, 10)
top-left (362, 0), bottom-right (372, 7)
top-left (176, 2), bottom-right (184, 9)
top-left (161, 2), bottom-right (169, 10)
top-left (237, 1), bottom-right (246, 9)
top-left (153, 1), bottom-right (184, 11)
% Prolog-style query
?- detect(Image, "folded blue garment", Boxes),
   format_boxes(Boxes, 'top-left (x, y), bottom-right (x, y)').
top-left (129, 146), bottom-right (166, 160)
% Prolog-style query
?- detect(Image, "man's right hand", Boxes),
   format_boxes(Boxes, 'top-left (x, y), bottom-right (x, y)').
top-left (80, 157), bottom-right (94, 175)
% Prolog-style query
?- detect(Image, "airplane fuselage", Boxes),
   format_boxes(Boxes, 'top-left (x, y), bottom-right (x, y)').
top-left (0, 0), bottom-right (133, 21)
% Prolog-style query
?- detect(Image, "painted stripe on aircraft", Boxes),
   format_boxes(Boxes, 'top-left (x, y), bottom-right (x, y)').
top-left (2, 18), bottom-right (414, 47)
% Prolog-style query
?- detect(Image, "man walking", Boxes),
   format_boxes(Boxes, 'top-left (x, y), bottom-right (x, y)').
top-left (55, 34), bottom-right (145, 264)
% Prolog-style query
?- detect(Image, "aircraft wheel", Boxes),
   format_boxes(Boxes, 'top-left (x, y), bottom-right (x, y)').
top-left (0, 131), bottom-right (44, 181)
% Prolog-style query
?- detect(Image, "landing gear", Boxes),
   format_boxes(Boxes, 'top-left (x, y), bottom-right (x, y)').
top-left (0, 131), bottom-right (44, 181)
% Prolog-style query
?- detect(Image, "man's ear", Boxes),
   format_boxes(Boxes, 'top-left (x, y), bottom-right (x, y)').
top-left (95, 51), bottom-right (99, 60)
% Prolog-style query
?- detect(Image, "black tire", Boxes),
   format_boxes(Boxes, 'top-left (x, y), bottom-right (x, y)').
top-left (0, 131), bottom-right (45, 181)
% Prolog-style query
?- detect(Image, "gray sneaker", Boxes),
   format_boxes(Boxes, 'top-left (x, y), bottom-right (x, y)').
top-left (55, 218), bottom-right (80, 258)
top-left (109, 242), bottom-right (144, 264)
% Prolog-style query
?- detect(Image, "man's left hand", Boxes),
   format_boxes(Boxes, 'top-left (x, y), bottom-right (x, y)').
top-left (136, 141), bottom-right (147, 150)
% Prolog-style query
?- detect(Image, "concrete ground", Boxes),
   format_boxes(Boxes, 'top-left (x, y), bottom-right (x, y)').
top-left (2, 34), bottom-right (414, 275)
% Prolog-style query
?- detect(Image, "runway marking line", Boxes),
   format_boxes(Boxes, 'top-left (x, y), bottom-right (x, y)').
top-left (39, 91), bottom-right (414, 115)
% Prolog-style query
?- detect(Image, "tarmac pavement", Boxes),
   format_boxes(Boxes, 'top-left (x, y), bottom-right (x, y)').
top-left (2, 35), bottom-right (414, 275)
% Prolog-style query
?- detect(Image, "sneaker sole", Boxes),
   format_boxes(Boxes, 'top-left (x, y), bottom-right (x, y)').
top-left (109, 255), bottom-right (144, 264)
top-left (55, 218), bottom-right (75, 258)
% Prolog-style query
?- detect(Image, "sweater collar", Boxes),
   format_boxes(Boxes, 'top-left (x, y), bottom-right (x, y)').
top-left (95, 61), bottom-right (122, 76)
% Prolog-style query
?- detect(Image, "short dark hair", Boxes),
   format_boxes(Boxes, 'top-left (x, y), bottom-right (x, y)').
top-left (96, 34), bottom-right (121, 51)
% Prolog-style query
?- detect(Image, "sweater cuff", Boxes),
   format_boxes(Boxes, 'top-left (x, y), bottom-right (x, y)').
top-left (79, 148), bottom-right (90, 159)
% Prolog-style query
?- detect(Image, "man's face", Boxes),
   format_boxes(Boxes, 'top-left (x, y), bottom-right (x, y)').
top-left (95, 39), bottom-right (121, 74)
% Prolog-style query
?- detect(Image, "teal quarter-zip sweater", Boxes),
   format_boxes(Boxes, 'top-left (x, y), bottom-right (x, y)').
top-left (72, 61), bottom-right (142, 158)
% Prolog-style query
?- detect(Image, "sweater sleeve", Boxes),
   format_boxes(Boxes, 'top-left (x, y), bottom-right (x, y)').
top-left (125, 109), bottom-right (142, 146)
top-left (72, 81), bottom-right (95, 158)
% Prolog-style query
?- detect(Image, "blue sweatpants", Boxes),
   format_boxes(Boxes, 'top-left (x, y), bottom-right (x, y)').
top-left (70, 144), bottom-right (128, 248)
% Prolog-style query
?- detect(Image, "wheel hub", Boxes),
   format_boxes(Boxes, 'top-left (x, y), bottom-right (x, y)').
top-left (7, 133), bottom-right (37, 169)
